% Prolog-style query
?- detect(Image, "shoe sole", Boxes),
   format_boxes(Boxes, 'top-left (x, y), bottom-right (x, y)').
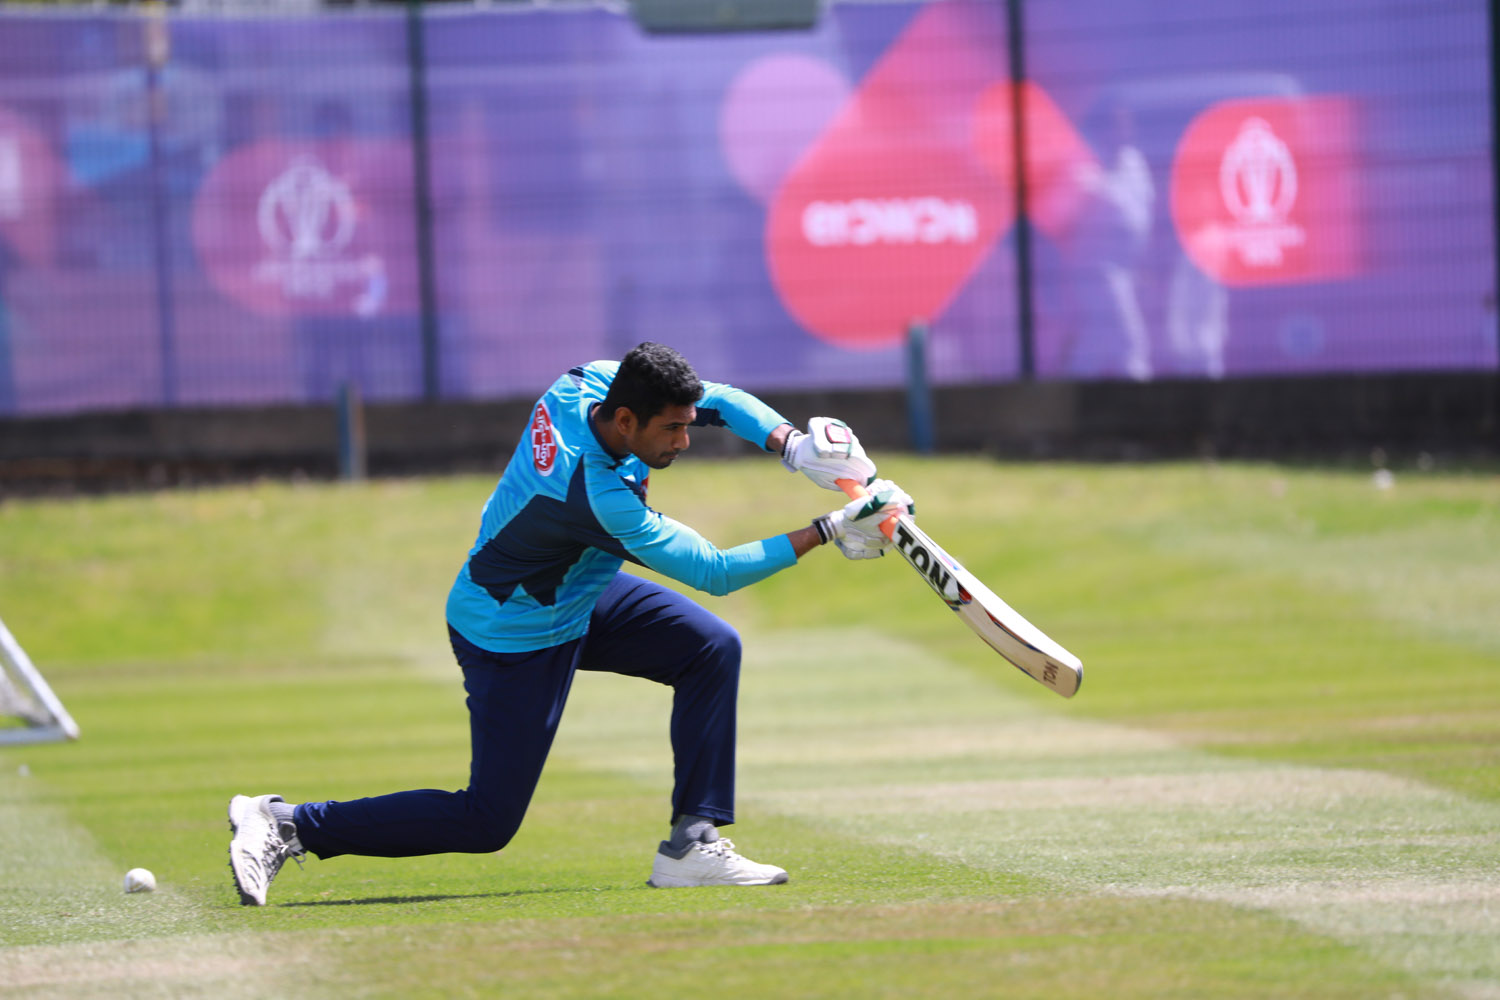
top-left (647, 871), bottom-right (789, 888)
top-left (227, 795), bottom-right (266, 906)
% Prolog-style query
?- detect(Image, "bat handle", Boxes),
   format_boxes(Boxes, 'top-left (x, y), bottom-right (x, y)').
top-left (834, 477), bottom-right (899, 541)
top-left (834, 477), bottom-right (867, 501)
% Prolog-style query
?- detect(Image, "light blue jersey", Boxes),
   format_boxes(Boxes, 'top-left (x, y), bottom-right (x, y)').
top-left (445, 361), bottom-right (796, 653)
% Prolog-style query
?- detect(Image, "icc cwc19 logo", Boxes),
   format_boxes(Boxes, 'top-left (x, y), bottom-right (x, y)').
top-left (1171, 96), bottom-right (1359, 286)
top-left (253, 157), bottom-right (386, 315)
top-left (758, 0), bottom-right (1362, 347)
top-left (1218, 117), bottom-right (1301, 268)
top-left (192, 139), bottom-right (413, 318)
top-left (257, 159), bottom-right (356, 269)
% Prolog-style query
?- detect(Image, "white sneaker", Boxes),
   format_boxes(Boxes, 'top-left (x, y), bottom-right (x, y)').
top-left (227, 793), bottom-right (303, 906)
top-left (647, 838), bottom-right (789, 887)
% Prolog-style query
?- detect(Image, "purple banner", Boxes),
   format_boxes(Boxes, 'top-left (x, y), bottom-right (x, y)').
top-left (0, 0), bottom-right (1493, 418)
top-left (0, 10), bottom-right (422, 415)
top-left (1023, 0), bottom-right (1495, 380)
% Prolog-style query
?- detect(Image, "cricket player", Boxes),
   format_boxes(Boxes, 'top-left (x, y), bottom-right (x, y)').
top-left (228, 342), bottom-right (911, 904)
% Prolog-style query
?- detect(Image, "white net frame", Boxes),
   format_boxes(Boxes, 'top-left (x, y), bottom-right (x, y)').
top-left (0, 615), bottom-right (79, 745)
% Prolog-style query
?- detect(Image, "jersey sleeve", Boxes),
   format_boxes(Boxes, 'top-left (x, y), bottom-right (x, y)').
top-left (693, 380), bottom-right (789, 451)
top-left (585, 463), bottom-right (796, 596)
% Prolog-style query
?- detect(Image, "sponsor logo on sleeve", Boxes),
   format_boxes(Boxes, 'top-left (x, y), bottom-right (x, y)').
top-left (531, 402), bottom-right (560, 476)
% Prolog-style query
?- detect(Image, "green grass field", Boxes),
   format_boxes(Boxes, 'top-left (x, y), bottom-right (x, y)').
top-left (2, 458), bottom-right (1498, 998)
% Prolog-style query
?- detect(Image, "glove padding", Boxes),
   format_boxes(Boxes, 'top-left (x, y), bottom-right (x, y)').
top-left (781, 417), bottom-right (877, 492)
top-left (812, 479), bottom-right (915, 561)
top-left (833, 532), bottom-right (887, 561)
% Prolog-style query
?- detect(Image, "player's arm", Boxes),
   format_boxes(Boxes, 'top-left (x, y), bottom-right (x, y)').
top-left (694, 380), bottom-right (877, 491)
top-left (802, 479), bottom-right (913, 561)
top-left (692, 379), bottom-right (791, 451)
top-left (606, 509), bottom-right (796, 596)
top-left (765, 422), bottom-right (794, 457)
top-left (785, 523), bottom-right (823, 559)
top-left (588, 464), bottom-right (796, 595)
top-left (712, 478), bottom-right (912, 564)
top-left (779, 417), bottom-right (877, 491)
top-left (613, 484), bottom-right (910, 591)
top-left (589, 468), bottom-right (911, 593)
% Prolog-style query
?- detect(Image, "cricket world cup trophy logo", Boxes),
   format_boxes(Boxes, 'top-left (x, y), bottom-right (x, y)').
top-left (1171, 96), bottom-right (1359, 286)
top-left (258, 159), bottom-right (356, 275)
top-left (1218, 117), bottom-right (1301, 268)
top-left (254, 157), bottom-right (386, 315)
top-left (192, 139), bottom-right (414, 318)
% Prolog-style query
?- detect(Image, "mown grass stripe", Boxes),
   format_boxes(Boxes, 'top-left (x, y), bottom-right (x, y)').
top-left (1, 463), bottom-right (1495, 998)
top-left (0, 768), bottom-right (317, 998)
top-left (554, 626), bottom-right (1500, 997)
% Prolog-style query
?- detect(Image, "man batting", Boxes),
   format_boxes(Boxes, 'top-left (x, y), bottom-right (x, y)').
top-left (228, 341), bottom-right (912, 902)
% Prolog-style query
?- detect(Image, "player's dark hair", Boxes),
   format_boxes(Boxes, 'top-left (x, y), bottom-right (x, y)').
top-left (599, 342), bottom-right (702, 423)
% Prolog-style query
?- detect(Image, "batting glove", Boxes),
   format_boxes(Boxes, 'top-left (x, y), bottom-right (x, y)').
top-left (781, 417), bottom-right (877, 492)
top-left (833, 532), bottom-right (887, 561)
top-left (811, 479), bottom-right (914, 560)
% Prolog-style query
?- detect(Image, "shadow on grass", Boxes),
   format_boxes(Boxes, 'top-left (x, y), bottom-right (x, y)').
top-left (279, 884), bottom-right (639, 907)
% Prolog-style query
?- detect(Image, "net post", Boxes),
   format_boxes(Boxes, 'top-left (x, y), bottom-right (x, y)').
top-left (0, 615), bottom-right (79, 744)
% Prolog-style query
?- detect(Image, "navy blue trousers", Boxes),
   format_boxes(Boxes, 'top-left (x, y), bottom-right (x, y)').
top-left (293, 574), bottom-right (741, 859)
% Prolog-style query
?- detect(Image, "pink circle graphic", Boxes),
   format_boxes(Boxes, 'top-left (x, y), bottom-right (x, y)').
top-left (719, 54), bottom-right (851, 204)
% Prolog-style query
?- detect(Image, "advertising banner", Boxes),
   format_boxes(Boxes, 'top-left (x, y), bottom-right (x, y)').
top-left (0, 0), bottom-right (1491, 416)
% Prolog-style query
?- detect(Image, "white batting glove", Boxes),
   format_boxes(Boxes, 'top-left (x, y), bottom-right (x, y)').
top-left (832, 532), bottom-right (887, 561)
top-left (781, 417), bottom-right (877, 492)
top-left (811, 479), bottom-right (915, 560)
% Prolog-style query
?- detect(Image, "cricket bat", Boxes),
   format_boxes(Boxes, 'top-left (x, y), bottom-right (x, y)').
top-left (838, 479), bottom-right (1083, 699)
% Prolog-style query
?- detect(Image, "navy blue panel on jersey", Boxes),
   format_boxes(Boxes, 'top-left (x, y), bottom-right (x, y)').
top-left (446, 360), bottom-right (797, 653)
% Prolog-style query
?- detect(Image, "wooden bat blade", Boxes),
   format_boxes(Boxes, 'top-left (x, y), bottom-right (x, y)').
top-left (889, 514), bottom-right (1083, 698)
top-left (834, 478), bottom-right (1082, 698)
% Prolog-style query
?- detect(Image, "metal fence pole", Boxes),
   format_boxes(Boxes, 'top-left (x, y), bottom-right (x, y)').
top-left (906, 320), bottom-right (936, 454)
top-left (1490, 0), bottom-right (1500, 431)
top-left (1005, 0), bottom-right (1036, 381)
top-left (406, 0), bottom-right (441, 401)
top-left (144, 2), bottom-right (177, 406)
top-left (337, 380), bottom-right (367, 481)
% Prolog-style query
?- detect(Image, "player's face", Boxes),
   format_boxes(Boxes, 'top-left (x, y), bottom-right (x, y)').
top-left (629, 404), bottom-right (694, 469)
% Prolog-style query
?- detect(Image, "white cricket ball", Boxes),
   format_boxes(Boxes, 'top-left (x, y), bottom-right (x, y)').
top-left (123, 868), bottom-right (156, 894)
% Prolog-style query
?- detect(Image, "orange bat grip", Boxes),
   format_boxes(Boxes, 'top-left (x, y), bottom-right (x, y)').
top-left (835, 477), bottom-right (899, 541)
